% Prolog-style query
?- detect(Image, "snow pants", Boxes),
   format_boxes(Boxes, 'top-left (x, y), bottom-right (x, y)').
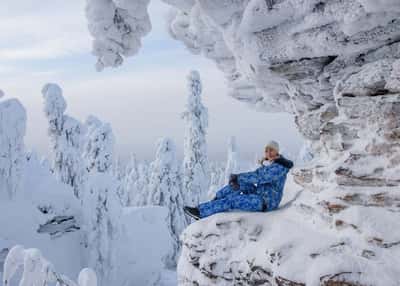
top-left (198, 184), bottom-right (265, 218)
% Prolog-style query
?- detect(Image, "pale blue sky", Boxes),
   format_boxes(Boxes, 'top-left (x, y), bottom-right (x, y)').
top-left (0, 0), bottom-right (304, 162)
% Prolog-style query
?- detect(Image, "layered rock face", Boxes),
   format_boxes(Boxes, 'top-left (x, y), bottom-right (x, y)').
top-left (163, 1), bottom-right (400, 285)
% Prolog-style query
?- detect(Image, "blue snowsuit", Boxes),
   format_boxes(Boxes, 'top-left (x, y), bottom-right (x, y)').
top-left (199, 160), bottom-right (291, 218)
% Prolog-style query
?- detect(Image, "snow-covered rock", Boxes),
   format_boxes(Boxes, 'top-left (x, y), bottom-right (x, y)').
top-left (178, 178), bottom-right (400, 286)
top-left (163, 1), bottom-right (400, 285)
top-left (164, 1), bottom-right (400, 112)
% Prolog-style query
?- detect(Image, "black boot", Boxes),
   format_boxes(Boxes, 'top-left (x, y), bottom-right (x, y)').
top-left (184, 206), bottom-right (201, 220)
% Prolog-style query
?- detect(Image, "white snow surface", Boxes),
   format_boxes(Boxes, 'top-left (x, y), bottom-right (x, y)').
top-left (115, 206), bottom-right (175, 286)
top-left (178, 176), bottom-right (400, 286)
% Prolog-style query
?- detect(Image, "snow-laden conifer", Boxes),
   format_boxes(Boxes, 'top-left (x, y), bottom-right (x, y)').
top-left (182, 70), bottom-right (210, 206)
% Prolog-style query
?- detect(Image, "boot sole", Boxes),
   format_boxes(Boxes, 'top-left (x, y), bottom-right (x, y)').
top-left (184, 207), bottom-right (200, 220)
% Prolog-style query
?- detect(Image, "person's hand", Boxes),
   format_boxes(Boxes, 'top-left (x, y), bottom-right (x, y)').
top-left (229, 174), bottom-right (238, 183)
top-left (229, 174), bottom-right (239, 190)
top-left (231, 182), bottom-right (240, 190)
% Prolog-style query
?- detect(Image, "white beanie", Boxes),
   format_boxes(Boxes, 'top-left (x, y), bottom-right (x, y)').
top-left (265, 140), bottom-right (279, 152)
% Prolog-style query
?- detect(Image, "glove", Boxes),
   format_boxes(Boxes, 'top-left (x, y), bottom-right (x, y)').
top-left (229, 174), bottom-right (238, 184)
top-left (229, 174), bottom-right (240, 190)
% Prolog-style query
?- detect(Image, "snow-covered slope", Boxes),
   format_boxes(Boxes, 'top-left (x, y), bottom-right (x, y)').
top-left (0, 93), bottom-right (176, 286)
top-left (115, 206), bottom-right (175, 286)
top-left (0, 154), bottom-right (84, 281)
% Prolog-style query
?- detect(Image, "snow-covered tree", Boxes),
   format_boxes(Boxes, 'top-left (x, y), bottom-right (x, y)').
top-left (42, 83), bottom-right (86, 198)
top-left (113, 156), bottom-right (127, 205)
top-left (85, 0), bottom-right (152, 71)
top-left (207, 161), bottom-right (225, 200)
top-left (224, 136), bottom-right (239, 184)
top-left (146, 138), bottom-right (186, 267)
top-left (84, 115), bottom-right (114, 173)
top-left (3, 245), bottom-right (97, 286)
top-left (0, 98), bottom-right (27, 200)
top-left (131, 162), bottom-right (150, 206)
top-left (182, 70), bottom-right (210, 206)
top-left (113, 156), bottom-right (124, 180)
top-left (125, 153), bottom-right (138, 177)
top-left (122, 153), bottom-right (139, 206)
top-left (82, 115), bottom-right (121, 286)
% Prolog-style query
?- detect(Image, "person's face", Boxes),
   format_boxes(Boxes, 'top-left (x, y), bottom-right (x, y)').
top-left (265, 147), bottom-right (279, 160)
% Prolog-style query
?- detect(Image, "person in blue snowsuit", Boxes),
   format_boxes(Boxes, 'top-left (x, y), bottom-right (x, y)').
top-left (184, 140), bottom-right (293, 220)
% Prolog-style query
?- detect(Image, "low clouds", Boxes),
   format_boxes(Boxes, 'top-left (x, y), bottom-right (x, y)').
top-left (0, 1), bottom-right (90, 61)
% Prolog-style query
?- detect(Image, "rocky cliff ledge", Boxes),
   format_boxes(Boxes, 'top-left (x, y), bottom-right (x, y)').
top-left (178, 182), bottom-right (400, 285)
top-left (164, 1), bottom-right (400, 285)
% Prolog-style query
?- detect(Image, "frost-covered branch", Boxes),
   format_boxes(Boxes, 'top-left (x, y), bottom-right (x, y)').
top-left (86, 0), bottom-right (152, 71)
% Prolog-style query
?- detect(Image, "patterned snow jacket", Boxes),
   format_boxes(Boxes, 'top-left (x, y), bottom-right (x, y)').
top-left (236, 156), bottom-right (293, 211)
